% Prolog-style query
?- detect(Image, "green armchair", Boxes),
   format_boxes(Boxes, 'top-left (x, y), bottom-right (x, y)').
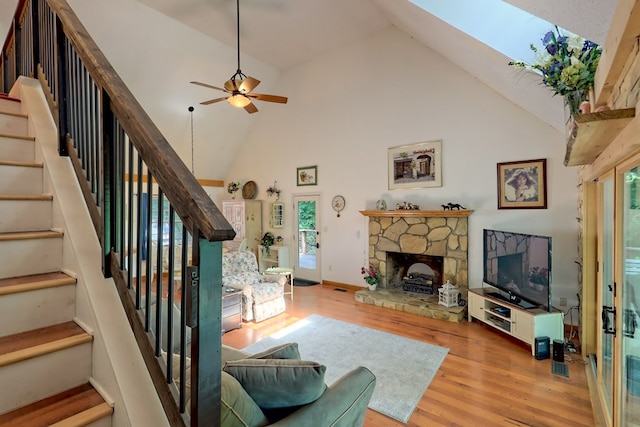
top-left (221, 344), bottom-right (376, 427)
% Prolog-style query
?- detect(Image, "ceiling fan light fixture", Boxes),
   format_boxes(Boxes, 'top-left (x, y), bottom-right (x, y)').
top-left (190, 0), bottom-right (287, 113)
top-left (228, 94), bottom-right (251, 108)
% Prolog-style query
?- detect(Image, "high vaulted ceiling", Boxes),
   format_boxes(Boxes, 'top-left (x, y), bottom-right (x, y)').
top-left (0, 1), bottom-right (619, 145)
top-left (135, 0), bottom-right (617, 132)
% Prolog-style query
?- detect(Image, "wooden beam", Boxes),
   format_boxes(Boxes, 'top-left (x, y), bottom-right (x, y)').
top-left (579, 112), bottom-right (640, 180)
top-left (593, 0), bottom-right (640, 107)
top-left (124, 174), bottom-right (223, 188)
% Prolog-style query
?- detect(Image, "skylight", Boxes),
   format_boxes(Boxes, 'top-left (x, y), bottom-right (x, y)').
top-left (409, 0), bottom-right (563, 64)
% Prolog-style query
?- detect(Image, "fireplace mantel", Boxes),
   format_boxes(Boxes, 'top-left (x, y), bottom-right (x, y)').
top-left (360, 209), bottom-right (473, 218)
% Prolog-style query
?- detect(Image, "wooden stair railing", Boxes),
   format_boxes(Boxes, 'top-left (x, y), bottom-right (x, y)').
top-left (1, 0), bottom-right (235, 425)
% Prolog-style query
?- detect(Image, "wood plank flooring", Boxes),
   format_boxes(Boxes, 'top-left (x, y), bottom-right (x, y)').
top-left (222, 285), bottom-right (594, 427)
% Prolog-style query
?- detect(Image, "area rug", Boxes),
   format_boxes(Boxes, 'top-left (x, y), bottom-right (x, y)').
top-left (242, 314), bottom-right (448, 423)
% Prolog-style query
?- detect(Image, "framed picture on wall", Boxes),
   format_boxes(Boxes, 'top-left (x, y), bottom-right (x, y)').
top-left (297, 166), bottom-right (317, 186)
top-left (388, 140), bottom-right (442, 190)
top-left (497, 158), bottom-right (547, 209)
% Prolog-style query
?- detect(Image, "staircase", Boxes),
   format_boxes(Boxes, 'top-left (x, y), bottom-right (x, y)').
top-left (0, 93), bottom-right (113, 425)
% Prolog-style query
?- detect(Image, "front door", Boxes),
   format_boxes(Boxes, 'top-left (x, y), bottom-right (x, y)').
top-left (293, 194), bottom-right (321, 283)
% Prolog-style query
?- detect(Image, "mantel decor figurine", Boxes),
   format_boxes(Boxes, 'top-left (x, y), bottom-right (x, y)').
top-left (442, 202), bottom-right (466, 210)
top-left (396, 201), bottom-right (419, 210)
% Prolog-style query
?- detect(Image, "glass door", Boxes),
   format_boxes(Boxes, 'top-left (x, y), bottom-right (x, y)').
top-left (598, 173), bottom-right (615, 425)
top-left (293, 194), bottom-right (321, 283)
top-left (620, 164), bottom-right (640, 426)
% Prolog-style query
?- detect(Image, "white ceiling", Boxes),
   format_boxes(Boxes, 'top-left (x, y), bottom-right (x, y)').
top-left (0, 0), bottom-right (619, 136)
top-left (135, 0), bottom-right (618, 131)
top-left (137, 0), bottom-right (614, 72)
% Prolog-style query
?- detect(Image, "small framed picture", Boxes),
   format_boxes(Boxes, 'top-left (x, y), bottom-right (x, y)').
top-left (388, 140), bottom-right (442, 190)
top-left (297, 166), bottom-right (317, 186)
top-left (497, 158), bottom-right (547, 209)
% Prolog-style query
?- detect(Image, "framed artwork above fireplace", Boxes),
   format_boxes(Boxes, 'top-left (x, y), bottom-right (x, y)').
top-left (388, 140), bottom-right (442, 190)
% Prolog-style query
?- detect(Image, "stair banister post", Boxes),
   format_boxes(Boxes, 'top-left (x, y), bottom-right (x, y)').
top-left (101, 92), bottom-right (115, 277)
top-left (189, 237), bottom-right (223, 425)
top-left (55, 13), bottom-right (69, 156)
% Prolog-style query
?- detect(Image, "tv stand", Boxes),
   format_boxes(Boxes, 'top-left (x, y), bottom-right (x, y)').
top-left (468, 288), bottom-right (563, 356)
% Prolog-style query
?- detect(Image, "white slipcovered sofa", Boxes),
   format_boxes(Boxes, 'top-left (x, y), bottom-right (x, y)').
top-left (222, 250), bottom-right (287, 322)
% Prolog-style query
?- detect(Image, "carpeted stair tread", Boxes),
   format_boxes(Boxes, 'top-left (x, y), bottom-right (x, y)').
top-left (0, 321), bottom-right (91, 367)
top-left (0, 382), bottom-right (113, 426)
top-left (0, 230), bottom-right (63, 241)
top-left (0, 272), bottom-right (76, 296)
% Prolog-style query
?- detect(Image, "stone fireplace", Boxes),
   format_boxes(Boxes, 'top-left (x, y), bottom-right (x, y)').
top-left (355, 209), bottom-right (472, 322)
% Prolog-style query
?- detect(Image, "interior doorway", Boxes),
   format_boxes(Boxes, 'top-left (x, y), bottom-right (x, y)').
top-left (293, 194), bottom-right (321, 283)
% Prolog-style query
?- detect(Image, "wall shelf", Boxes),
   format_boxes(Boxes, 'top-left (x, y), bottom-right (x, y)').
top-left (564, 108), bottom-right (635, 166)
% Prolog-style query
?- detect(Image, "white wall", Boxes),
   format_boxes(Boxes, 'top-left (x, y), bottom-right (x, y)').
top-left (67, 0), bottom-right (281, 181)
top-left (67, 1), bottom-right (580, 312)
top-left (224, 26), bottom-right (580, 311)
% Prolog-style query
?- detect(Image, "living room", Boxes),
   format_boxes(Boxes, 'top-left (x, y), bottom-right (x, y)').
top-left (54, 0), bottom-right (594, 312)
top-left (0, 0), bottom-right (620, 425)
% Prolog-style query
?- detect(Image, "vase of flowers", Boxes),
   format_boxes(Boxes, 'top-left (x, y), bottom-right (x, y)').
top-left (361, 265), bottom-right (379, 291)
top-left (508, 26), bottom-right (602, 133)
top-left (261, 232), bottom-right (275, 256)
top-left (227, 181), bottom-right (241, 199)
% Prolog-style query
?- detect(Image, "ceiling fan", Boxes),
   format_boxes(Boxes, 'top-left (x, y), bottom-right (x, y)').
top-left (191, 0), bottom-right (288, 114)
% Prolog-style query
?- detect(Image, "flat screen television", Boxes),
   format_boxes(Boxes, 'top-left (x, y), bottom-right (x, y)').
top-left (483, 229), bottom-right (552, 312)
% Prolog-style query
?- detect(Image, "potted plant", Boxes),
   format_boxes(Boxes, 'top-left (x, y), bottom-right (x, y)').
top-left (261, 231), bottom-right (275, 256)
top-left (361, 265), bottom-right (380, 291)
top-left (227, 181), bottom-right (241, 199)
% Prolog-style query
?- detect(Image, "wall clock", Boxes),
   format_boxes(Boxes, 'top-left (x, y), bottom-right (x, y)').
top-left (332, 195), bottom-right (345, 217)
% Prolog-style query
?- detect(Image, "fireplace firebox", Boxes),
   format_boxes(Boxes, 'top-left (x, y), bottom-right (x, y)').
top-left (386, 252), bottom-right (444, 294)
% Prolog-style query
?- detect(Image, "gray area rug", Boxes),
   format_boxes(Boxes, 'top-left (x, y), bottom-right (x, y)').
top-left (243, 314), bottom-right (449, 423)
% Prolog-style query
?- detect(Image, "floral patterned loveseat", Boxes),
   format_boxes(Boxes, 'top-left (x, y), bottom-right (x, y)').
top-left (222, 250), bottom-right (287, 322)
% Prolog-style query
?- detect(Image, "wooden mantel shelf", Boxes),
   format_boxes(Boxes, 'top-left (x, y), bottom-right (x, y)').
top-left (360, 209), bottom-right (473, 218)
top-left (564, 108), bottom-right (635, 166)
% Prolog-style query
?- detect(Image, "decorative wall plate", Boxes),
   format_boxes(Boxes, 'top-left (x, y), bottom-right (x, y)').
top-left (332, 195), bottom-right (345, 217)
top-left (242, 181), bottom-right (257, 199)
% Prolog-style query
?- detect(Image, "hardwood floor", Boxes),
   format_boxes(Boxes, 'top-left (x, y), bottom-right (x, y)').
top-left (222, 285), bottom-right (595, 427)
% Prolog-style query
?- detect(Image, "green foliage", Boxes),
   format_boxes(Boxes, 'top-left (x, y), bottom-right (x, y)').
top-left (298, 201), bottom-right (316, 229)
top-left (298, 201), bottom-right (317, 255)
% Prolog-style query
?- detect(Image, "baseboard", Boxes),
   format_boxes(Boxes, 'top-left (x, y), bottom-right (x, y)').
top-left (321, 280), bottom-right (360, 292)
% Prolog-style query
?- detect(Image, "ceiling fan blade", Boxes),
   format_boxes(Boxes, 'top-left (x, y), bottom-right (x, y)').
top-left (191, 81), bottom-right (228, 92)
top-left (244, 102), bottom-right (258, 114)
top-left (200, 96), bottom-right (228, 105)
top-left (249, 93), bottom-right (288, 104)
top-left (224, 79), bottom-right (238, 92)
top-left (239, 76), bottom-right (260, 93)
